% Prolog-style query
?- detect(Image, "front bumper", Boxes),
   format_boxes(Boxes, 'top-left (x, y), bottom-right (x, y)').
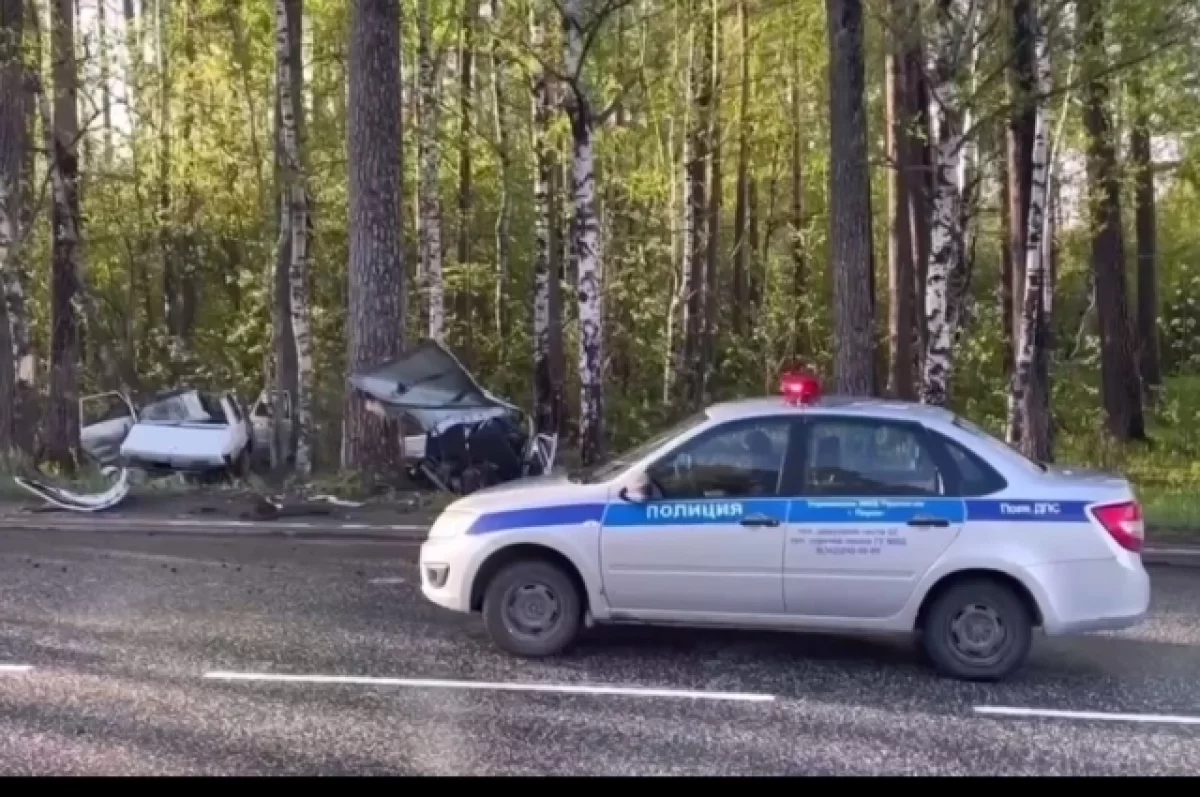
top-left (418, 536), bottom-right (478, 613)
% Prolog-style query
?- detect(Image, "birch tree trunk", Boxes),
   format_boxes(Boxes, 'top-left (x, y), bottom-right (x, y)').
top-left (487, 0), bottom-right (510, 339)
top-left (417, 0), bottom-right (445, 342)
top-left (1007, 10), bottom-right (1051, 460)
top-left (919, 0), bottom-right (967, 407)
top-left (700, 0), bottom-right (720, 400)
top-left (343, 0), bottom-right (406, 473)
top-left (563, 0), bottom-right (604, 464)
top-left (529, 8), bottom-right (564, 436)
top-left (680, 7), bottom-right (708, 406)
top-left (45, 0), bottom-right (83, 471)
top-left (455, 0), bottom-right (477, 336)
top-left (826, 0), bottom-right (876, 396)
top-left (276, 0), bottom-right (313, 476)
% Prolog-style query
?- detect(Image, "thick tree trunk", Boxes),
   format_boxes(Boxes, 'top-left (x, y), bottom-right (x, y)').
top-left (454, 0), bottom-right (477, 336)
top-left (1007, 12), bottom-right (1051, 461)
top-left (0, 0), bottom-right (23, 458)
top-left (886, 0), bottom-right (914, 400)
top-left (563, 0), bottom-right (604, 464)
top-left (529, 10), bottom-right (564, 437)
top-left (276, 0), bottom-right (313, 476)
top-left (45, 0), bottom-right (82, 471)
top-left (417, 0), bottom-right (445, 341)
top-left (343, 0), bottom-right (406, 473)
top-left (825, 0), bottom-right (876, 396)
top-left (1130, 88), bottom-right (1161, 394)
top-left (919, 0), bottom-right (968, 407)
top-left (1077, 0), bottom-right (1145, 441)
top-left (1006, 0), bottom-right (1036, 386)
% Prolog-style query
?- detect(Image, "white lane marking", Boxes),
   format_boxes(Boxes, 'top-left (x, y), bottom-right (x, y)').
top-left (6, 517), bottom-right (430, 532)
top-left (368, 577), bottom-right (406, 585)
top-left (975, 706), bottom-right (1200, 725)
top-left (1144, 547), bottom-right (1200, 557)
top-left (203, 671), bottom-right (776, 703)
top-left (0, 665), bottom-right (33, 674)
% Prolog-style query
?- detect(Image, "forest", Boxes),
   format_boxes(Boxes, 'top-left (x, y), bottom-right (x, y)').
top-left (0, 0), bottom-right (1199, 526)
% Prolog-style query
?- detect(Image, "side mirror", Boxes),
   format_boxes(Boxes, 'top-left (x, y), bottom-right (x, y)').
top-left (619, 473), bottom-right (653, 503)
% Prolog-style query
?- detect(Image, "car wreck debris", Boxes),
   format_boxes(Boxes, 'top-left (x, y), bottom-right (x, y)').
top-left (350, 340), bottom-right (558, 495)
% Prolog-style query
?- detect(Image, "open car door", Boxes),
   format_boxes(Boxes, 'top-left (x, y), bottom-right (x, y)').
top-left (80, 391), bottom-right (138, 467)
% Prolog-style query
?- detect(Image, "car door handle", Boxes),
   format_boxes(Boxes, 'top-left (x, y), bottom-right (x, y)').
top-left (740, 514), bottom-right (781, 528)
top-left (907, 516), bottom-right (951, 528)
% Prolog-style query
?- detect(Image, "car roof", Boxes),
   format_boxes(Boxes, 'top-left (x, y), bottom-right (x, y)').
top-left (704, 395), bottom-right (958, 425)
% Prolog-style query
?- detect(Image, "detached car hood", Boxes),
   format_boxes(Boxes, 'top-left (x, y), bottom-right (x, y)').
top-left (348, 340), bottom-right (519, 430)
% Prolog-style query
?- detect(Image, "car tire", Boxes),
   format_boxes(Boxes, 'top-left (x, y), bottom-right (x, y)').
top-left (482, 560), bottom-right (582, 658)
top-left (920, 577), bottom-right (1033, 682)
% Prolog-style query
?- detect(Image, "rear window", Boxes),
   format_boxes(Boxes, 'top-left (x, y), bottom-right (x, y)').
top-left (951, 417), bottom-right (1045, 473)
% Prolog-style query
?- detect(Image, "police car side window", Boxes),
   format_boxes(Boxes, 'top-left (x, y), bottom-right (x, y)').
top-left (934, 434), bottom-right (1008, 496)
top-left (647, 419), bottom-right (791, 500)
top-left (803, 419), bottom-right (943, 498)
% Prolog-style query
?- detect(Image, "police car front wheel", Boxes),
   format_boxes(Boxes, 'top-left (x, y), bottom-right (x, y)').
top-left (920, 578), bottom-right (1033, 682)
top-left (482, 560), bottom-right (582, 658)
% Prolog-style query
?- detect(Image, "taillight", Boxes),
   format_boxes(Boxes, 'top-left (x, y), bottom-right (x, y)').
top-left (1091, 501), bottom-right (1145, 553)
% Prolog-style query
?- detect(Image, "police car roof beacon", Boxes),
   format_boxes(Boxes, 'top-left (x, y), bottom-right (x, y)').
top-left (417, 364), bottom-right (1151, 683)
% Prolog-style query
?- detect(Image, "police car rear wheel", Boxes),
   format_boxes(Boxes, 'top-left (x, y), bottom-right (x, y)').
top-left (482, 561), bottom-right (582, 658)
top-left (921, 579), bottom-right (1032, 682)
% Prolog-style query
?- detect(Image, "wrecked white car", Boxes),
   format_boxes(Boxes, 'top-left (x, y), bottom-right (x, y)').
top-left (81, 388), bottom-right (252, 475)
top-left (349, 340), bottom-right (557, 495)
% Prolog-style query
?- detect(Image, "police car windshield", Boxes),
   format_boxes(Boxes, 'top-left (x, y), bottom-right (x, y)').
top-left (952, 416), bottom-right (1046, 473)
top-left (577, 411), bottom-right (710, 483)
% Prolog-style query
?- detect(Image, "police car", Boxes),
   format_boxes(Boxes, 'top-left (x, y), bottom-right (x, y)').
top-left (418, 372), bottom-right (1150, 681)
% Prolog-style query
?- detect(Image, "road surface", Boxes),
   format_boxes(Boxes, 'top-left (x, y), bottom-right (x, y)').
top-left (0, 528), bottom-right (1197, 775)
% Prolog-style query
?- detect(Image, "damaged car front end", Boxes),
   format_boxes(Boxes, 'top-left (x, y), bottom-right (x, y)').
top-left (349, 341), bottom-right (557, 495)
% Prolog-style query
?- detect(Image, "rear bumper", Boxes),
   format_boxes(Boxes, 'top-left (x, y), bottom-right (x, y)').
top-left (1031, 556), bottom-right (1151, 636)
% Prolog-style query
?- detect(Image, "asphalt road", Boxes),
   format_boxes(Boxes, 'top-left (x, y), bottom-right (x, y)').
top-left (0, 528), bottom-right (1198, 775)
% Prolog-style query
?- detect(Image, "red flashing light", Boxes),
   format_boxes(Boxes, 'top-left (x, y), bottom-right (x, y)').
top-left (780, 370), bottom-right (822, 406)
top-left (1091, 501), bottom-right (1145, 553)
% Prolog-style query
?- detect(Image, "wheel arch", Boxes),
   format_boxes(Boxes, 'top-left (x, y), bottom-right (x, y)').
top-left (469, 542), bottom-right (590, 614)
top-left (915, 568), bottom-right (1045, 631)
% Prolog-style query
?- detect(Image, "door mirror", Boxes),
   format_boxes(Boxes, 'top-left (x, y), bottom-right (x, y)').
top-left (619, 473), bottom-right (654, 503)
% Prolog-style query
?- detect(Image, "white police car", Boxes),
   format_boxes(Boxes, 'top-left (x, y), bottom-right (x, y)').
top-left (419, 372), bottom-right (1150, 681)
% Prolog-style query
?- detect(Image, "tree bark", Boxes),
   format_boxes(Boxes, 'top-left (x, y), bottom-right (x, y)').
top-left (0, 0), bottom-right (24, 458)
top-left (454, 0), bottom-right (477, 335)
top-left (45, 0), bottom-right (82, 471)
top-left (343, 0), bottom-right (406, 473)
top-left (886, 0), bottom-right (914, 400)
top-left (1006, 0), bottom-right (1035, 386)
top-left (1130, 84), bottom-right (1161, 394)
top-left (1007, 10), bottom-right (1051, 461)
top-left (563, 0), bottom-right (604, 464)
top-left (276, 0), bottom-right (313, 476)
top-left (681, 5), bottom-right (709, 407)
top-left (919, 0), bottom-right (968, 407)
top-left (417, 0), bottom-right (445, 341)
top-left (529, 8), bottom-right (564, 437)
top-left (488, 0), bottom-right (511, 339)
top-left (825, 0), bottom-right (876, 396)
top-left (1077, 0), bottom-right (1145, 441)
top-left (701, 0), bottom-right (720, 401)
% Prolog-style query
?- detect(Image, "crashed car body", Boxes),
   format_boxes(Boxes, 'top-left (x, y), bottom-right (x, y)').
top-left (248, 389), bottom-right (428, 466)
top-left (80, 389), bottom-right (251, 474)
top-left (349, 340), bottom-right (557, 494)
